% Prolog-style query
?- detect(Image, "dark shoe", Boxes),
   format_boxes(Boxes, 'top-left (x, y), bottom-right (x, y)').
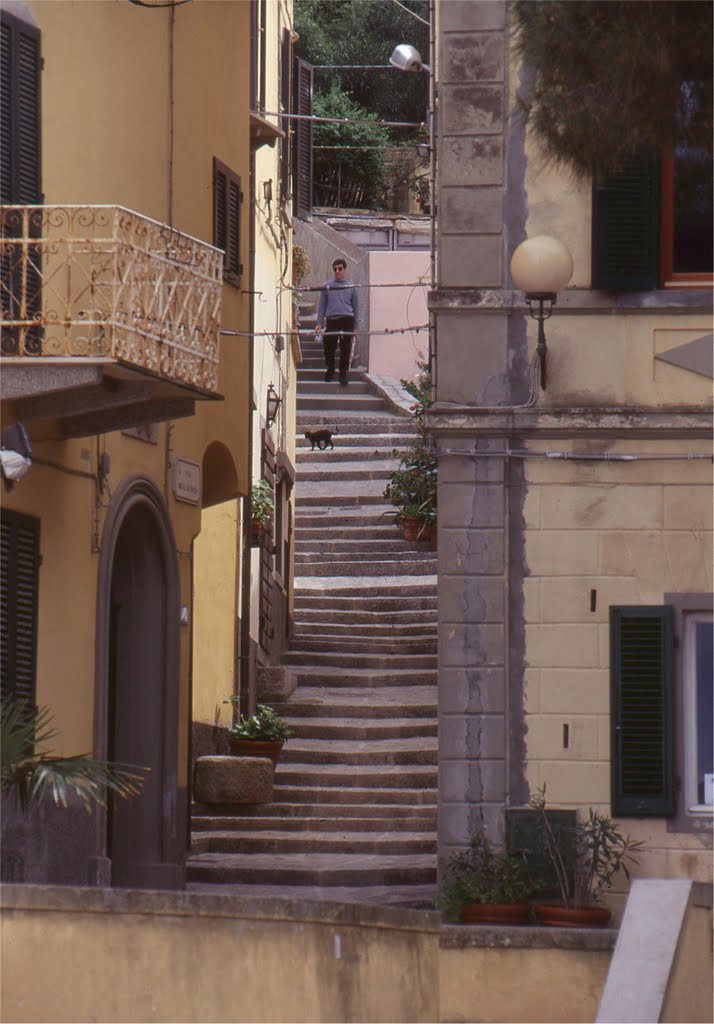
top-left (339, 376), bottom-right (348, 387)
top-left (324, 372), bottom-right (334, 382)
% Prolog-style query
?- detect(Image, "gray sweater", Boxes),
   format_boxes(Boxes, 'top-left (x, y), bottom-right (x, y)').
top-left (317, 279), bottom-right (359, 325)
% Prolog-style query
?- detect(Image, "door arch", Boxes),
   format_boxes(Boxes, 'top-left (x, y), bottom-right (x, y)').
top-left (94, 477), bottom-right (184, 889)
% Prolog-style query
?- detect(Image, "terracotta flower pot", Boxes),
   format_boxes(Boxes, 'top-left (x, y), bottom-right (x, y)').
top-left (251, 519), bottom-right (264, 545)
top-left (534, 903), bottom-right (611, 928)
top-left (460, 902), bottom-right (532, 925)
top-left (228, 738), bottom-right (284, 766)
top-left (400, 516), bottom-right (427, 541)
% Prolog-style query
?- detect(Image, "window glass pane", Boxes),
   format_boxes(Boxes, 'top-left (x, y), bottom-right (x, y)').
top-left (695, 619), bottom-right (713, 803)
top-left (673, 81), bottom-right (713, 273)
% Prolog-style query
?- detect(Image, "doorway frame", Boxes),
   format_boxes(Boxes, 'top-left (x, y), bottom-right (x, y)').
top-left (91, 475), bottom-right (182, 886)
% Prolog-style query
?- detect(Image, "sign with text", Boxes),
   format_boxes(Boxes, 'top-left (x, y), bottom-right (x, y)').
top-left (173, 458), bottom-right (201, 505)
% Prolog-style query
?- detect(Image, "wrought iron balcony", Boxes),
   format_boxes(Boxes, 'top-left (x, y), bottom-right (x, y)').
top-left (1, 205), bottom-right (224, 438)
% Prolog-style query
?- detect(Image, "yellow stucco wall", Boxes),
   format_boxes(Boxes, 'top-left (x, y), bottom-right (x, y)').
top-left (439, 945), bottom-right (611, 1024)
top-left (517, 36), bottom-right (713, 886)
top-left (3, 0), bottom-right (252, 767)
top-left (192, 500), bottom-right (239, 724)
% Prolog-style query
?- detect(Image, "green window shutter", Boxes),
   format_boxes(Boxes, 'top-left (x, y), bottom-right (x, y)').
top-left (592, 152), bottom-right (660, 292)
top-left (610, 606), bottom-right (675, 816)
top-left (0, 509), bottom-right (41, 707)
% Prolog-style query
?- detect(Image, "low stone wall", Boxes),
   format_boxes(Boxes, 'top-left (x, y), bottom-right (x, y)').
top-left (1, 887), bottom-right (440, 1024)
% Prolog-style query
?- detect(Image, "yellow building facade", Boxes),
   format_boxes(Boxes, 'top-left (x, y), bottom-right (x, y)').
top-left (1, 0), bottom-right (296, 888)
top-left (431, 0), bottom-right (712, 897)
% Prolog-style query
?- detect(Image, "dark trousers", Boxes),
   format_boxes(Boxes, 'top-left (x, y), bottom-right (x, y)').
top-left (323, 315), bottom-right (354, 379)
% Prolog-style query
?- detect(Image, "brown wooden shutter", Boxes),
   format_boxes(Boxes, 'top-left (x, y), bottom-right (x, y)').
top-left (0, 509), bottom-right (40, 706)
top-left (1, 11), bottom-right (43, 356)
top-left (279, 27), bottom-right (292, 201)
top-left (213, 157), bottom-right (243, 286)
top-left (0, 9), bottom-right (42, 204)
top-left (293, 58), bottom-right (313, 219)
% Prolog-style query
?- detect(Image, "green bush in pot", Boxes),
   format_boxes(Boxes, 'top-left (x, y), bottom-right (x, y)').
top-left (439, 825), bottom-right (543, 924)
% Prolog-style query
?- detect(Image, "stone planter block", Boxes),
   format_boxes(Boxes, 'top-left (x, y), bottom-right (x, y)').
top-left (193, 756), bottom-right (274, 805)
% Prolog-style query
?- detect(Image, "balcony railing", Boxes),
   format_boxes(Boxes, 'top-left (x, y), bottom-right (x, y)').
top-left (0, 205), bottom-right (223, 393)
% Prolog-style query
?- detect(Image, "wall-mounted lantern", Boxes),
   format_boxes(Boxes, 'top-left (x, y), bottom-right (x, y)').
top-left (510, 235), bottom-right (573, 389)
top-left (266, 382), bottom-right (282, 427)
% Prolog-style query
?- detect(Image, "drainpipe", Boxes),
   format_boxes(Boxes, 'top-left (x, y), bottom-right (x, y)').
top-left (239, 146), bottom-right (257, 720)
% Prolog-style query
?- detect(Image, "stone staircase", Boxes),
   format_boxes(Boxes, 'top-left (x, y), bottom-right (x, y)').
top-left (187, 310), bottom-right (438, 907)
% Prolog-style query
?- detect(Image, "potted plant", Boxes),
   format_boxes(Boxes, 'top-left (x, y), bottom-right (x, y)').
top-left (251, 479), bottom-right (274, 545)
top-left (439, 825), bottom-right (542, 924)
top-left (383, 364), bottom-right (437, 541)
top-left (224, 701), bottom-right (292, 766)
top-left (529, 786), bottom-right (644, 927)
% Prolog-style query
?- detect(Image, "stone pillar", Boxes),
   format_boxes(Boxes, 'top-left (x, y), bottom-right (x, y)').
top-left (431, 1), bottom-right (528, 857)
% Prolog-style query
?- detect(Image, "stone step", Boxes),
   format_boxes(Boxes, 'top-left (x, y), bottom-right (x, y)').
top-left (299, 395), bottom-right (387, 413)
top-left (285, 671), bottom-right (436, 691)
top-left (297, 415), bottom-right (414, 430)
top-left (285, 716), bottom-right (438, 739)
top-left (297, 462), bottom-right (396, 482)
top-left (294, 546), bottom-right (434, 563)
top-left (293, 588), bottom-right (437, 605)
top-left (288, 637), bottom-right (436, 655)
top-left (282, 649), bottom-right (437, 670)
top-left (281, 736), bottom-right (437, 766)
top-left (295, 507), bottom-right (398, 527)
top-left (186, 881), bottom-right (438, 910)
top-left (294, 559), bottom-right (436, 578)
top-left (295, 492), bottom-right (387, 508)
top-left (274, 764), bottom-right (437, 788)
top-left (293, 538), bottom-right (423, 555)
top-left (192, 808), bottom-right (437, 830)
top-left (297, 381), bottom-right (373, 396)
top-left (186, 851), bottom-right (437, 887)
top-left (270, 784), bottom-right (437, 805)
top-left (193, 830), bottom-right (437, 856)
top-left (292, 616), bottom-right (437, 633)
top-left (296, 441), bottom-right (414, 457)
top-left (271, 687), bottom-right (436, 719)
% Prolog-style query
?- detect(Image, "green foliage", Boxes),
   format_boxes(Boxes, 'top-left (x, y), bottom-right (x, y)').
top-left (1, 698), bottom-right (146, 812)
top-left (529, 786), bottom-right (645, 908)
top-left (225, 702), bottom-right (292, 742)
top-left (384, 363), bottom-right (436, 521)
top-left (439, 827), bottom-right (543, 923)
top-left (313, 85), bottom-right (390, 208)
top-left (251, 480), bottom-right (274, 527)
top-left (292, 244), bottom-right (311, 285)
top-left (295, 0), bottom-right (429, 209)
top-left (294, 0), bottom-right (428, 124)
top-left (513, 1), bottom-right (713, 176)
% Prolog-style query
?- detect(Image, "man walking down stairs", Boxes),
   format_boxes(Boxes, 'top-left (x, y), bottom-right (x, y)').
top-left (188, 313), bottom-right (438, 908)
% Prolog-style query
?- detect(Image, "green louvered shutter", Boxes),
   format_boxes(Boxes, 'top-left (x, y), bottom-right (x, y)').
top-left (592, 153), bottom-right (660, 292)
top-left (610, 606), bottom-right (675, 816)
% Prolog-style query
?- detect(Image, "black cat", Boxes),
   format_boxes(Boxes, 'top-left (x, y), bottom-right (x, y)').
top-left (305, 427), bottom-right (337, 451)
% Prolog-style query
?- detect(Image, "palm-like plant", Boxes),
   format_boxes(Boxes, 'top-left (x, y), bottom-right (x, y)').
top-left (1, 698), bottom-right (147, 812)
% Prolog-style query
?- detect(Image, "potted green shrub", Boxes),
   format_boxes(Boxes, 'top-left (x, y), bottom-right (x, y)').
top-left (224, 701), bottom-right (291, 766)
top-left (439, 825), bottom-right (542, 924)
top-left (529, 786), bottom-right (644, 927)
top-left (251, 479), bottom-right (274, 545)
top-left (383, 364), bottom-right (437, 541)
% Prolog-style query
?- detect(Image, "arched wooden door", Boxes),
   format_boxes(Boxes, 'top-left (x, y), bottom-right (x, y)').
top-left (98, 480), bottom-right (184, 889)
